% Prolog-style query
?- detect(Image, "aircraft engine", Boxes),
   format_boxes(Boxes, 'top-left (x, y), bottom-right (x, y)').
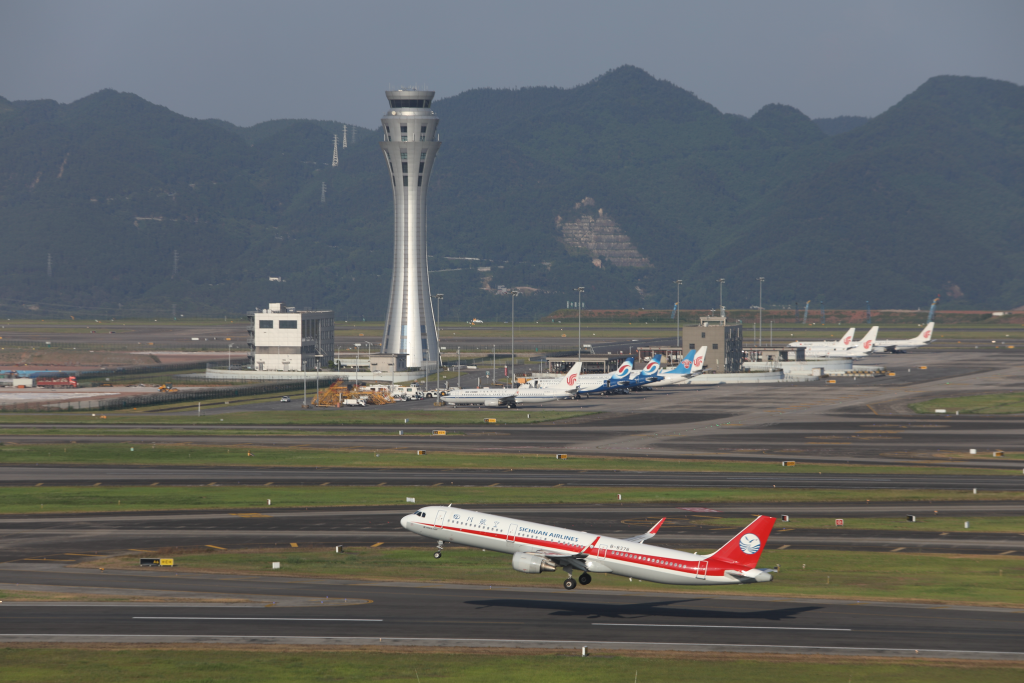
top-left (512, 552), bottom-right (557, 574)
top-left (484, 399), bottom-right (501, 407)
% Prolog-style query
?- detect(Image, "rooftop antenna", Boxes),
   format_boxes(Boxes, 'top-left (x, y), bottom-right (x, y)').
top-left (332, 134), bottom-right (339, 166)
top-left (342, 124), bottom-right (348, 149)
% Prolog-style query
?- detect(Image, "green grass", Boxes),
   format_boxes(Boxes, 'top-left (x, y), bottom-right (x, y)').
top-left (0, 408), bottom-right (591, 425)
top-left (1, 443), bottom-right (1020, 476)
top-left (93, 545), bottom-right (1024, 607)
top-left (912, 392), bottom-right (1024, 415)
top-left (4, 648), bottom-right (1020, 683)
top-left (5, 485), bottom-right (1023, 515)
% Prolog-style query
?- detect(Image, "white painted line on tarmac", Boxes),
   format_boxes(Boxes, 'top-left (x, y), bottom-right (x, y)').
top-left (593, 623), bottom-right (850, 631)
top-left (132, 617), bottom-right (382, 622)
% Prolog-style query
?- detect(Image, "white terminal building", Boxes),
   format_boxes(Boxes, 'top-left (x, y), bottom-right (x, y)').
top-left (247, 303), bottom-right (334, 372)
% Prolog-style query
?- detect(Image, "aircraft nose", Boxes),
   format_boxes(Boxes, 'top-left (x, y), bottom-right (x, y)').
top-left (400, 514), bottom-right (412, 530)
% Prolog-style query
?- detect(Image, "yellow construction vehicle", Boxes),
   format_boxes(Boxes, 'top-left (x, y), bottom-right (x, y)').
top-left (158, 384), bottom-right (178, 393)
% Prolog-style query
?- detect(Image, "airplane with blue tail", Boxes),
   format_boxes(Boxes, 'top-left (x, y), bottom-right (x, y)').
top-left (651, 346), bottom-right (707, 387)
top-left (607, 354), bottom-right (663, 392)
top-left (574, 357), bottom-right (634, 396)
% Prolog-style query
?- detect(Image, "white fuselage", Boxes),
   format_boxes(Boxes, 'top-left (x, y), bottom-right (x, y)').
top-left (401, 505), bottom-right (770, 585)
top-left (440, 385), bottom-right (572, 407)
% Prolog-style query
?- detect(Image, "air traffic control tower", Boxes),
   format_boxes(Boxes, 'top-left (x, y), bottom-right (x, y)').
top-left (380, 90), bottom-right (441, 370)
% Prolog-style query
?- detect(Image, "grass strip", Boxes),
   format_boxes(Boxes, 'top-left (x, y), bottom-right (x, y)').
top-left (3, 648), bottom-right (1022, 683)
top-left (1, 443), bottom-right (1019, 476)
top-left (912, 392), bottom-right (1024, 415)
top-left (5, 485), bottom-right (1023, 514)
top-left (89, 545), bottom-right (1024, 608)
top-left (0, 409), bottom-right (592, 425)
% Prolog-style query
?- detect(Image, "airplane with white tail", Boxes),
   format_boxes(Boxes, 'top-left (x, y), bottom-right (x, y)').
top-left (872, 322), bottom-right (935, 353)
top-left (804, 326), bottom-right (878, 359)
top-left (441, 362), bottom-right (581, 407)
top-left (788, 327), bottom-right (857, 355)
top-left (402, 506), bottom-right (777, 589)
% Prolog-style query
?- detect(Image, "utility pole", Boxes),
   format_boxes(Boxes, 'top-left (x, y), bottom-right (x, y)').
top-left (674, 279), bottom-right (683, 350)
top-left (757, 277), bottom-right (765, 345)
top-left (574, 287), bottom-right (585, 362)
top-left (457, 347), bottom-right (461, 388)
top-left (717, 279), bottom-right (726, 318)
top-left (510, 289), bottom-right (520, 388)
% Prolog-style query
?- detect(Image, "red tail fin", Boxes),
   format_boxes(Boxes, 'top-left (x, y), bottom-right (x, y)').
top-left (707, 515), bottom-right (776, 569)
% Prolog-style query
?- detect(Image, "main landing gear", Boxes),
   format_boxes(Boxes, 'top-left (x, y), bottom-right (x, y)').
top-left (563, 572), bottom-right (591, 590)
top-left (433, 541), bottom-right (443, 559)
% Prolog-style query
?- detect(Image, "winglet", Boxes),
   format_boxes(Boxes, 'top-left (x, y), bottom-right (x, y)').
top-left (622, 517), bottom-right (666, 544)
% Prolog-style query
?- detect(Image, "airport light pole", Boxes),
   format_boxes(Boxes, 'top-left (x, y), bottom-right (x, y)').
top-left (227, 343), bottom-right (233, 370)
top-left (510, 289), bottom-right (520, 388)
top-left (432, 293), bottom-right (443, 395)
top-left (575, 286), bottom-right (585, 362)
top-left (717, 279), bottom-right (726, 318)
top-left (315, 354), bottom-right (323, 406)
top-left (757, 277), bottom-right (765, 345)
top-left (674, 279), bottom-right (683, 350)
top-left (354, 343), bottom-right (361, 389)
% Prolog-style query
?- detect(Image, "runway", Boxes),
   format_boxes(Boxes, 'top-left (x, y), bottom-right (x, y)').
top-left (4, 464), bottom-right (1024, 489)
top-left (0, 562), bottom-right (1021, 659)
top-left (4, 503), bottom-right (1023, 564)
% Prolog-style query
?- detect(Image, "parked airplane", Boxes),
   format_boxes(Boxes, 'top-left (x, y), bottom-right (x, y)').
top-left (468, 319), bottom-right (484, 325)
top-left (788, 327), bottom-right (857, 354)
top-left (805, 326), bottom-right (878, 359)
top-left (401, 506), bottom-right (777, 588)
top-left (872, 322), bottom-right (935, 353)
top-left (441, 362), bottom-right (581, 407)
top-left (652, 346), bottom-right (707, 387)
top-left (609, 354), bottom-right (663, 391)
top-left (575, 357), bottom-right (635, 396)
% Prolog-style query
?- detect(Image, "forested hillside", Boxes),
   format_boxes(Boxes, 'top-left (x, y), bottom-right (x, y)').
top-left (0, 67), bottom-right (1021, 321)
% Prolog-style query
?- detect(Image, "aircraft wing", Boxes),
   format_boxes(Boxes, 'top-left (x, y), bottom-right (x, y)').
top-left (622, 517), bottom-right (666, 544)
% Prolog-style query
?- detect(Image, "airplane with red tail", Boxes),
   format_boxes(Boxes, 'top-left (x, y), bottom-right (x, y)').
top-left (401, 506), bottom-right (777, 589)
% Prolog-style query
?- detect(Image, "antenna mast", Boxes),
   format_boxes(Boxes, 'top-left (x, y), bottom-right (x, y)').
top-left (343, 124), bottom-right (348, 149)
top-left (332, 134), bottom-right (339, 166)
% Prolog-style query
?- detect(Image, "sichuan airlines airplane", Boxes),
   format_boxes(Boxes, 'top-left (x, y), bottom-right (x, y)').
top-left (401, 506), bottom-right (777, 589)
top-left (872, 322), bottom-right (935, 353)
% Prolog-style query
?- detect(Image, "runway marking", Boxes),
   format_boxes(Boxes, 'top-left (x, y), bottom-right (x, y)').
top-left (999, 550), bottom-right (1015, 555)
top-left (378, 482), bottom-right (387, 486)
top-left (231, 513), bottom-right (270, 518)
top-left (35, 483), bottom-right (43, 487)
top-left (129, 549), bottom-right (154, 552)
top-left (371, 542), bottom-right (385, 548)
top-left (150, 483), bottom-right (159, 486)
top-left (431, 483), bottom-right (442, 487)
top-left (206, 545), bottom-right (227, 550)
top-left (593, 623), bottom-right (851, 632)
top-left (264, 482), bottom-right (273, 486)
top-left (64, 553), bottom-right (102, 556)
top-left (132, 617), bottom-right (382, 622)
top-left (290, 543), bottom-right (298, 548)
top-left (890, 547), bottom-right (906, 552)
top-left (489, 483), bottom-right (500, 487)
top-left (777, 545), bottom-right (791, 550)
top-left (92, 483), bottom-right (101, 487)
top-left (320, 482), bottom-right (329, 486)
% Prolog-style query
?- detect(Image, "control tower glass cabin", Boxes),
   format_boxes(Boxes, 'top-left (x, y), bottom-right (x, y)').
top-left (380, 90), bottom-right (441, 370)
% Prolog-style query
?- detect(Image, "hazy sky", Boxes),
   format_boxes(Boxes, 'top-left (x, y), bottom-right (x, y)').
top-left (2, 1), bottom-right (1021, 128)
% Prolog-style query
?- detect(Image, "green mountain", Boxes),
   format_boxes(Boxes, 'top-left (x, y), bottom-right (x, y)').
top-left (0, 67), bottom-right (1021, 321)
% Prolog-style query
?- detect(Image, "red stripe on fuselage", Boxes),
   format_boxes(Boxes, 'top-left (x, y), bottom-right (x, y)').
top-left (414, 522), bottom-right (732, 577)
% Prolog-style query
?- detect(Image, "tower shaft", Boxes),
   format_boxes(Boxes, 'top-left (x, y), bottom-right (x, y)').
top-left (380, 90), bottom-right (440, 369)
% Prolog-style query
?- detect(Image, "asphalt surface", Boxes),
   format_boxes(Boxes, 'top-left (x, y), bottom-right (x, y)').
top-left (4, 464), bottom-right (1023, 489)
top-left (1, 562), bottom-right (1022, 659)
top-left (4, 503), bottom-right (1023, 564)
